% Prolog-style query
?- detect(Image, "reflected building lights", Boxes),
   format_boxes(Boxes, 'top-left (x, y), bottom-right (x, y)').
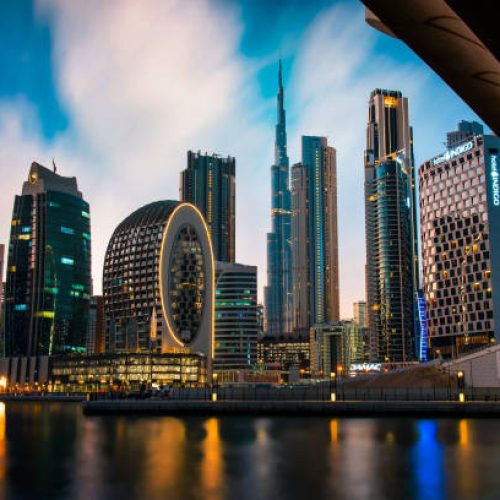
top-left (202, 418), bottom-right (223, 498)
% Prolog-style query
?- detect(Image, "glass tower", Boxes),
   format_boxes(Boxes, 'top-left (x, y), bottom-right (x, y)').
top-left (292, 136), bottom-right (339, 335)
top-left (214, 261), bottom-right (258, 370)
top-left (364, 89), bottom-right (419, 362)
top-left (5, 162), bottom-right (91, 356)
top-left (264, 60), bottom-right (293, 336)
top-left (180, 151), bottom-right (235, 263)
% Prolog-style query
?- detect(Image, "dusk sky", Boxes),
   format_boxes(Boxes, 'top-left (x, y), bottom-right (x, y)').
top-left (0, 0), bottom-right (487, 318)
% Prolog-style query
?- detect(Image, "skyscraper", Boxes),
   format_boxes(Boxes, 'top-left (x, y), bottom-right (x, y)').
top-left (214, 261), bottom-right (258, 370)
top-left (292, 136), bottom-right (339, 334)
top-left (103, 201), bottom-right (214, 369)
top-left (447, 120), bottom-right (484, 149)
top-left (364, 89), bottom-right (419, 362)
top-left (264, 60), bottom-right (293, 336)
top-left (419, 127), bottom-right (500, 357)
top-left (180, 151), bottom-right (235, 262)
top-left (353, 300), bottom-right (367, 328)
top-left (5, 162), bottom-right (91, 356)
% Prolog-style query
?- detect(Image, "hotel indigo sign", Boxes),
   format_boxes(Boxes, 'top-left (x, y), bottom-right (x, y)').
top-left (491, 153), bottom-right (499, 206)
top-left (432, 141), bottom-right (473, 166)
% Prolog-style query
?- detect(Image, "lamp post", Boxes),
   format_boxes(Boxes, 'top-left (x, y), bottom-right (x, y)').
top-left (457, 370), bottom-right (465, 402)
top-left (212, 372), bottom-right (218, 402)
top-left (330, 372), bottom-right (336, 402)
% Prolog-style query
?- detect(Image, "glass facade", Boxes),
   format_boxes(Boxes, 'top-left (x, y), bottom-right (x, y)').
top-left (265, 60), bottom-right (293, 337)
top-left (5, 163), bottom-right (91, 356)
top-left (364, 89), bottom-right (419, 362)
top-left (214, 262), bottom-right (258, 370)
top-left (292, 136), bottom-right (339, 335)
top-left (103, 201), bottom-right (179, 352)
top-left (48, 352), bottom-right (207, 391)
top-left (181, 151), bottom-right (235, 263)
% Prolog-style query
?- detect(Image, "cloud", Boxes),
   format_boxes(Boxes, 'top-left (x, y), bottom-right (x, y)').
top-left (1, 0), bottom-right (273, 295)
top-left (0, 0), bottom-right (480, 319)
top-left (288, 3), bottom-right (429, 317)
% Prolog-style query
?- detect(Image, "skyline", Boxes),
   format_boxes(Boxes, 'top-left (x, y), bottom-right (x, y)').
top-left (0, 0), bottom-right (489, 317)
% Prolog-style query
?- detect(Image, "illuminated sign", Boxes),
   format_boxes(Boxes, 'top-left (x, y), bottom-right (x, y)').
top-left (490, 153), bottom-right (499, 206)
top-left (432, 141), bottom-right (473, 166)
top-left (350, 363), bottom-right (382, 372)
top-left (384, 96), bottom-right (398, 108)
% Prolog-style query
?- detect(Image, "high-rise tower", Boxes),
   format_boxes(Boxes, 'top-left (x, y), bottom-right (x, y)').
top-left (292, 136), bottom-right (339, 335)
top-left (181, 151), bottom-right (235, 262)
top-left (5, 162), bottom-right (91, 356)
top-left (364, 89), bottom-right (419, 362)
top-left (264, 61), bottom-right (293, 336)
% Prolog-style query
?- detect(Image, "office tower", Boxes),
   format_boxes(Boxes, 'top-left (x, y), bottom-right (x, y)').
top-left (103, 201), bottom-right (214, 368)
top-left (447, 120), bottom-right (484, 149)
top-left (4, 162), bottom-right (91, 356)
top-left (214, 261), bottom-right (258, 370)
top-left (86, 295), bottom-right (105, 354)
top-left (419, 128), bottom-right (500, 357)
top-left (264, 60), bottom-right (293, 337)
top-left (364, 89), bottom-right (418, 362)
top-left (292, 136), bottom-right (339, 335)
top-left (180, 151), bottom-right (235, 262)
top-left (353, 300), bottom-right (367, 328)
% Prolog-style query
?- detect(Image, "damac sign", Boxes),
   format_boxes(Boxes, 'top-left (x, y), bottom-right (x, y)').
top-left (491, 154), bottom-right (499, 206)
top-left (432, 141), bottom-right (473, 166)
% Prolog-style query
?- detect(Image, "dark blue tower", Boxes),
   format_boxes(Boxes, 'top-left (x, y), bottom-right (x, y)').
top-left (264, 61), bottom-right (293, 336)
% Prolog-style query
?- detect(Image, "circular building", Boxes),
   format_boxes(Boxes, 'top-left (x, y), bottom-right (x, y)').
top-left (103, 201), bottom-right (213, 363)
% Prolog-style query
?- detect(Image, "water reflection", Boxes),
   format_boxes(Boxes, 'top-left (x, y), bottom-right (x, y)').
top-left (1, 403), bottom-right (500, 499)
top-left (413, 421), bottom-right (445, 500)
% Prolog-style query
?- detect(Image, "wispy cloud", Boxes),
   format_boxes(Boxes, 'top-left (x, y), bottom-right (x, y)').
top-left (0, 0), bottom-right (480, 318)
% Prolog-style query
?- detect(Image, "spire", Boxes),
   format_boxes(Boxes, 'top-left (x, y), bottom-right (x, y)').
top-left (278, 58), bottom-right (283, 90)
top-left (275, 60), bottom-right (289, 167)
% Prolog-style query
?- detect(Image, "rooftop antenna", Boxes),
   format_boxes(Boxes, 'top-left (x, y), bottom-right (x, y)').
top-left (52, 158), bottom-right (57, 173)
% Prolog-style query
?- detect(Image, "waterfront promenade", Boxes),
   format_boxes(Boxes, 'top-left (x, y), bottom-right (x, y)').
top-left (83, 399), bottom-right (500, 417)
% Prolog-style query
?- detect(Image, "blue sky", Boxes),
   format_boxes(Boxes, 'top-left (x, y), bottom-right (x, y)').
top-left (0, 0), bottom-right (486, 317)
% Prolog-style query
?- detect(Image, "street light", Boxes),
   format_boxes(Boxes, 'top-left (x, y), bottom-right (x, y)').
top-left (212, 372), bottom-right (218, 402)
top-left (457, 370), bottom-right (465, 402)
top-left (330, 372), bottom-right (337, 402)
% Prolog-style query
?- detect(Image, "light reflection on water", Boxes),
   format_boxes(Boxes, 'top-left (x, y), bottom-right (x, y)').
top-left (1, 402), bottom-right (500, 499)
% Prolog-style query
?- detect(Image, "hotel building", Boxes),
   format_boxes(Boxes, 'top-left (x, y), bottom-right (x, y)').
top-left (419, 125), bottom-right (500, 357)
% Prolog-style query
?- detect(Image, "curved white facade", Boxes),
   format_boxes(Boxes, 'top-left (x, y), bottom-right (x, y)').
top-left (160, 203), bottom-right (214, 368)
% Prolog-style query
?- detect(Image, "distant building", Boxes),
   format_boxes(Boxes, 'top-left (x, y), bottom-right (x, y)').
top-left (86, 296), bottom-right (105, 354)
top-left (264, 60), bottom-right (293, 338)
top-left (447, 120), bottom-right (484, 149)
top-left (353, 300), bottom-right (367, 328)
top-left (257, 335), bottom-right (309, 372)
top-left (419, 129), bottom-right (500, 357)
top-left (103, 201), bottom-right (214, 370)
top-left (364, 89), bottom-right (419, 362)
top-left (292, 136), bottom-right (339, 337)
top-left (181, 151), bottom-right (235, 262)
top-left (310, 323), bottom-right (343, 377)
top-left (0, 352), bottom-right (207, 391)
top-left (214, 261), bottom-right (258, 370)
top-left (5, 162), bottom-right (91, 357)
